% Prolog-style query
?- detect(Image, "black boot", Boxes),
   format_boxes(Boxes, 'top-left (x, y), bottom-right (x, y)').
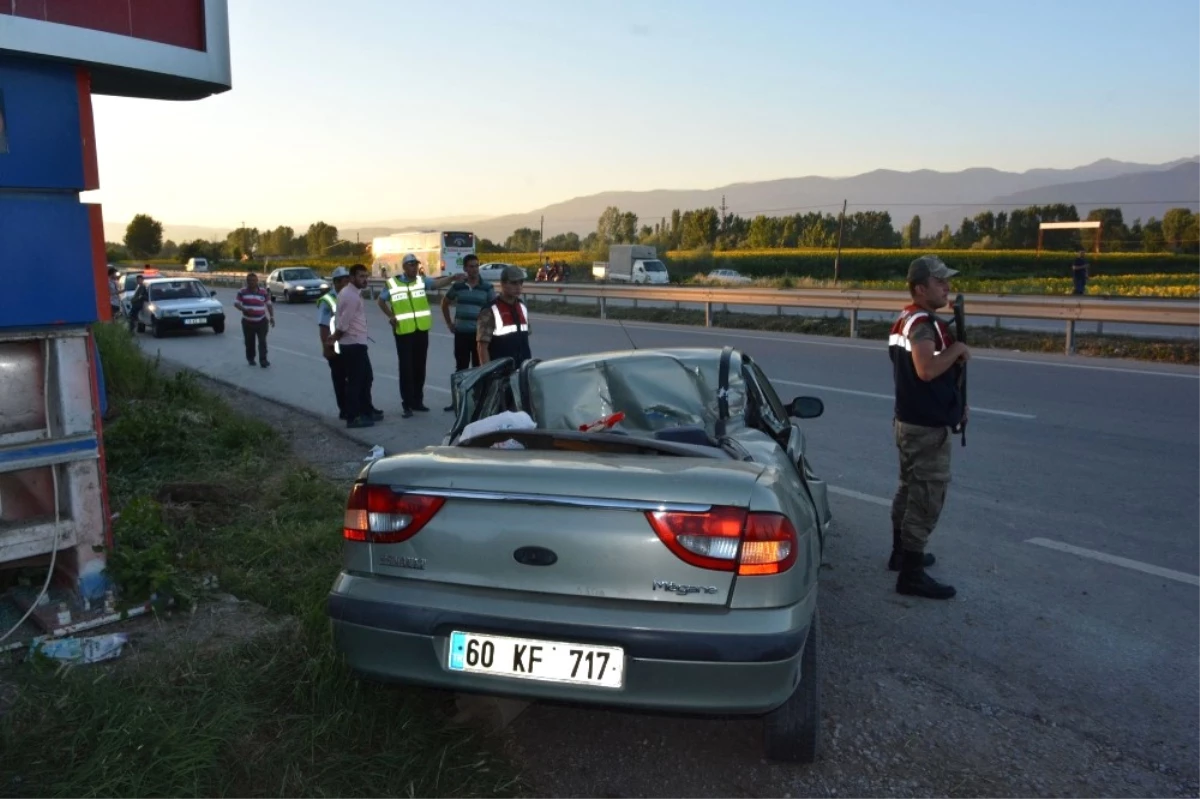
top-left (895, 550), bottom-right (956, 599)
top-left (889, 528), bottom-right (935, 571)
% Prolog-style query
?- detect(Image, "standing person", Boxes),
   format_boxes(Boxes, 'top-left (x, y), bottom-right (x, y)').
top-left (375, 253), bottom-right (463, 418)
top-left (477, 266), bottom-right (531, 368)
top-left (319, 267), bottom-right (349, 419)
top-left (107, 267), bottom-right (121, 321)
top-left (235, 271), bottom-right (274, 368)
top-left (127, 273), bottom-right (148, 334)
top-left (439, 254), bottom-right (495, 410)
top-left (887, 255), bottom-right (969, 600)
top-left (328, 264), bottom-right (378, 428)
top-left (1071, 249), bottom-right (1089, 295)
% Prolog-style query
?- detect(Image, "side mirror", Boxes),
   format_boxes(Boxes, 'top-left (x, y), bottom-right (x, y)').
top-left (788, 396), bottom-right (823, 419)
top-left (210, 290), bottom-right (217, 297)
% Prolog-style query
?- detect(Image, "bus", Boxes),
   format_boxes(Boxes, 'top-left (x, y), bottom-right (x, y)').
top-left (370, 230), bottom-right (476, 279)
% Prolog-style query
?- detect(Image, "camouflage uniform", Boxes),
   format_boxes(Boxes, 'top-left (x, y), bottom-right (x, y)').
top-left (887, 255), bottom-right (965, 599)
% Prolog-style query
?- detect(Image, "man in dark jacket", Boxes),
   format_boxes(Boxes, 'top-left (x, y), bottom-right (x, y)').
top-left (476, 266), bottom-right (531, 368)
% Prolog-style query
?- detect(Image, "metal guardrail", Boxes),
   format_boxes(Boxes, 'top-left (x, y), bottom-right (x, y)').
top-left (161, 269), bottom-right (1198, 354)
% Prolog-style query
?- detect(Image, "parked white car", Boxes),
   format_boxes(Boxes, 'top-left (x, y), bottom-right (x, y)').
top-left (705, 268), bottom-right (753, 284)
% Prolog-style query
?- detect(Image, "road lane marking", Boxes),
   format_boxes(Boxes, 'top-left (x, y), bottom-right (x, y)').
top-left (535, 315), bottom-right (1199, 379)
top-left (268, 345), bottom-right (450, 393)
top-left (971, 357), bottom-right (1199, 379)
top-left (1026, 538), bottom-right (1200, 586)
top-left (774, 379), bottom-right (1036, 419)
top-left (828, 486), bottom-right (893, 508)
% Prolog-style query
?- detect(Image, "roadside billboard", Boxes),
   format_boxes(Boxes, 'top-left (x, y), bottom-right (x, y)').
top-left (0, 0), bottom-right (231, 100)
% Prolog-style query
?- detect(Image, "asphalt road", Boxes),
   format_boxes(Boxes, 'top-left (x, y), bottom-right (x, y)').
top-left (134, 294), bottom-right (1200, 796)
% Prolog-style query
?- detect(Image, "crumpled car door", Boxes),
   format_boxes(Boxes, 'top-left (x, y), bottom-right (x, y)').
top-left (444, 357), bottom-right (519, 443)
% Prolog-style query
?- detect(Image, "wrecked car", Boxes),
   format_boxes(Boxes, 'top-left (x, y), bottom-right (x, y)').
top-left (327, 346), bottom-right (831, 763)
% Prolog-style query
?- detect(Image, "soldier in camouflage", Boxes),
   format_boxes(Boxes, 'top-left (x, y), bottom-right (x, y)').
top-left (887, 255), bottom-right (970, 600)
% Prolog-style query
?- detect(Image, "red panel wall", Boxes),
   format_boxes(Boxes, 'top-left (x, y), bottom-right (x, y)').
top-left (0, 0), bottom-right (206, 52)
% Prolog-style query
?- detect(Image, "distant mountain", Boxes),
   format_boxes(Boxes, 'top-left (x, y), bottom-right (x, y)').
top-left (950, 161), bottom-right (1200, 226)
top-left (102, 222), bottom-right (230, 245)
top-left (465, 157), bottom-right (1199, 241)
top-left (104, 157), bottom-right (1198, 246)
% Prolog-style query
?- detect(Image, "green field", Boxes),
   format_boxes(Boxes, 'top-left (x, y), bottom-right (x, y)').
top-left (114, 248), bottom-right (1200, 298)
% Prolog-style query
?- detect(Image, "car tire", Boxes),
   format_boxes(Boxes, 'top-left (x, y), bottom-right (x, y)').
top-left (212, 319), bottom-right (225, 334)
top-left (136, 321), bottom-right (146, 333)
top-left (151, 317), bottom-right (163, 339)
top-left (762, 607), bottom-right (822, 764)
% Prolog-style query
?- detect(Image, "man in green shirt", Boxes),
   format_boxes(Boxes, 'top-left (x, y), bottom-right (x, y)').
top-left (440, 254), bottom-right (496, 410)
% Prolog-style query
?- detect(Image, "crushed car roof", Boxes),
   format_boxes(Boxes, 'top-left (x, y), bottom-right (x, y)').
top-left (527, 348), bottom-right (749, 438)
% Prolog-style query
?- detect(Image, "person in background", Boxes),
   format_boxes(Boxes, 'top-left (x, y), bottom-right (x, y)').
top-left (234, 271), bottom-right (274, 368)
top-left (376, 253), bottom-right (463, 418)
top-left (127, 273), bottom-right (148, 334)
top-left (328, 264), bottom-right (378, 428)
top-left (107, 267), bottom-right (121, 321)
top-left (477, 266), bottom-right (531, 368)
top-left (440, 253), bottom-right (495, 410)
top-left (1071, 249), bottom-right (1089, 295)
top-left (319, 267), bottom-right (347, 419)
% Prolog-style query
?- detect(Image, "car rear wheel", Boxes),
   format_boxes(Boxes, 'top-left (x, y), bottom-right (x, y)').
top-left (762, 607), bottom-right (822, 764)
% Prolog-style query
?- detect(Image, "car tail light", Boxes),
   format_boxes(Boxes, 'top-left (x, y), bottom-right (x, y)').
top-left (343, 484), bottom-right (445, 543)
top-left (646, 507), bottom-right (798, 576)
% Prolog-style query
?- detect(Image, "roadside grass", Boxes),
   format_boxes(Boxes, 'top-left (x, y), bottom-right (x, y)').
top-left (525, 297), bottom-right (1200, 365)
top-left (0, 323), bottom-right (521, 798)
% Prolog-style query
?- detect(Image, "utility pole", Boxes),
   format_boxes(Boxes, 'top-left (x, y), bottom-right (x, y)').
top-left (539, 215), bottom-right (544, 255)
top-left (719, 195), bottom-right (727, 225)
top-left (834, 199), bottom-right (847, 283)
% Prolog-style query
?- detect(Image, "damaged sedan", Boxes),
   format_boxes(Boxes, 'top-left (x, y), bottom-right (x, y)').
top-left (327, 346), bottom-right (832, 763)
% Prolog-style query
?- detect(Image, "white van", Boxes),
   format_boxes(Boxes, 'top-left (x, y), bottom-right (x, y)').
top-left (185, 257), bottom-right (210, 273)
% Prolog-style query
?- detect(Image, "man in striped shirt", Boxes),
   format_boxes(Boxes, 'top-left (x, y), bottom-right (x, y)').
top-left (235, 272), bottom-right (275, 368)
top-left (439, 254), bottom-right (495, 410)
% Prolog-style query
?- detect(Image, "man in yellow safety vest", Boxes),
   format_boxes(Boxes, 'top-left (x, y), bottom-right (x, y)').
top-left (375, 252), bottom-right (463, 417)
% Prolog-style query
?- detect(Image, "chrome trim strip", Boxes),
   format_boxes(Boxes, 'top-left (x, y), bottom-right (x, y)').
top-left (390, 487), bottom-right (711, 513)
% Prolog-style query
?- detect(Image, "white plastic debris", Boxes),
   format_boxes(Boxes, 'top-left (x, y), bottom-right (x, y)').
top-left (363, 445), bottom-right (385, 462)
top-left (31, 633), bottom-right (129, 665)
top-left (461, 411), bottom-right (536, 442)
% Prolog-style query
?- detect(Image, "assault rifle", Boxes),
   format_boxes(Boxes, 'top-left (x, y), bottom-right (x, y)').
top-left (951, 293), bottom-right (967, 447)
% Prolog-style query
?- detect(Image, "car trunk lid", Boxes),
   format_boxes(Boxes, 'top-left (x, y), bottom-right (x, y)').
top-left (358, 447), bottom-right (766, 606)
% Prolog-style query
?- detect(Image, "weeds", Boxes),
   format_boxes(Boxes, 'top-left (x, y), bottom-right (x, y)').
top-left (0, 324), bottom-right (521, 798)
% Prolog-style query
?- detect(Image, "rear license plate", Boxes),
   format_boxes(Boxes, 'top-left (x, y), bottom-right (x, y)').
top-left (184, 318), bottom-right (206, 325)
top-left (447, 630), bottom-right (624, 689)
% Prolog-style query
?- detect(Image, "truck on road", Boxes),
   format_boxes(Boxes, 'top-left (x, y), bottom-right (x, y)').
top-left (598, 245), bottom-right (670, 284)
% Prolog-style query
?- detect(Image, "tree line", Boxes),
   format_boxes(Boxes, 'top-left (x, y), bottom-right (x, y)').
top-left (485, 204), bottom-right (1200, 256)
top-left (110, 214), bottom-right (370, 263)
top-left (110, 202), bottom-right (1200, 266)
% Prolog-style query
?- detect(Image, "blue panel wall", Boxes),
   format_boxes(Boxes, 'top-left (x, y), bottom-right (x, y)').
top-left (0, 56), bottom-right (85, 191)
top-left (0, 56), bottom-right (96, 327)
top-left (0, 195), bottom-right (96, 326)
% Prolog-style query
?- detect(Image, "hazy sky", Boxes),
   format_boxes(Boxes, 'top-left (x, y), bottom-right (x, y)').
top-left (86, 0), bottom-right (1200, 230)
